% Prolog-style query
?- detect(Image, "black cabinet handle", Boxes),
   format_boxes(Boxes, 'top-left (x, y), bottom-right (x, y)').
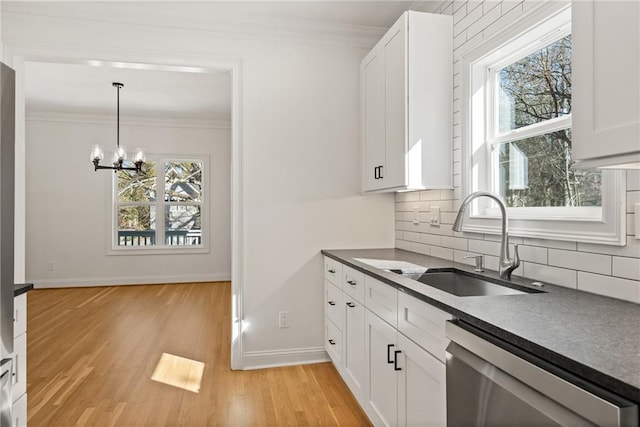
top-left (328, 339), bottom-right (335, 345)
top-left (394, 350), bottom-right (402, 371)
top-left (378, 165), bottom-right (384, 179)
top-left (328, 301), bottom-right (336, 306)
top-left (346, 302), bottom-right (356, 308)
top-left (347, 280), bottom-right (357, 286)
top-left (374, 166), bottom-right (379, 180)
top-left (387, 344), bottom-right (394, 364)
top-left (328, 268), bottom-right (336, 274)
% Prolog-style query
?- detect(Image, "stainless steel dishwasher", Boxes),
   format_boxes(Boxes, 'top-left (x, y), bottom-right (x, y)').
top-left (445, 320), bottom-right (638, 426)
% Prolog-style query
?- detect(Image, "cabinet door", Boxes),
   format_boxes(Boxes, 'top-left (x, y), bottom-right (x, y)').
top-left (325, 317), bottom-right (343, 368)
top-left (11, 332), bottom-right (26, 402)
top-left (365, 310), bottom-right (398, 427)
top-left (13, 392), bottom-right (27, 427)
top-left (324, 281), bottom-right (343, 331)
top-left (573, 1), bottom-right (640, 164)
top-left (397, 333), bottom-right (446, 427)
top-left (383, 14), bottom-right (407, 189)
top-left (342, 298), bottom-right (366, 399)
top-left (361, 49), bottom-right (386, 192)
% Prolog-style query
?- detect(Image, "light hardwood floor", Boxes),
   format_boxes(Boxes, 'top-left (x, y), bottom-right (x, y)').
top-left (27, 282), bottom-right (371, 426)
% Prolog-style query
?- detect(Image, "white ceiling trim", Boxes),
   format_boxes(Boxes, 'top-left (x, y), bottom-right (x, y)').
top-left (3, 2), bottom-right (395, 48)
top-left (26, 111), bottom-right (231, 130)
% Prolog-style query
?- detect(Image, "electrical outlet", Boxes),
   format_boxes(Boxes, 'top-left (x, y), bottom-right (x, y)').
top-left (430, 207), bottom-right (441, 225)
top-left (279, 311), bottom-right (290, 328)
top-left (412, 207), bottom-right (420, 225)
top-left (46, 262), bottom-right (54, 271)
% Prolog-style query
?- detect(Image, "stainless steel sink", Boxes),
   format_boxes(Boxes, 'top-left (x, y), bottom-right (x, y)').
top-left (395, 269), bottom-right (543, 297)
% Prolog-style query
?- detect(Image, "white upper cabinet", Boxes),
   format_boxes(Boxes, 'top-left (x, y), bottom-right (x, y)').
top-left (361, 11), bottom-right (453, 192)
top-left (572, 1), bottom-right (640, 168)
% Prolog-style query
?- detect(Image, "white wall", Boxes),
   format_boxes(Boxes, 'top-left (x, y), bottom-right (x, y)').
top-left (2, 3), bottom-right (396, 366)
top-left (25, 115), bottom-right (231, 286)
top-left (396, 0), bottom-right (640, 304)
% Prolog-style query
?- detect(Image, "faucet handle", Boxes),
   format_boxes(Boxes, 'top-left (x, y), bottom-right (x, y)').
top-left (464, 254), bottom-right (484, 272)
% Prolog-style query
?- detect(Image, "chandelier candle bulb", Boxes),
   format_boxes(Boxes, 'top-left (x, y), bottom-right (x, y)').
top-left (90, 145), bottom-right (104, 161)
top-left (134, 148), bottom-right (146, 164)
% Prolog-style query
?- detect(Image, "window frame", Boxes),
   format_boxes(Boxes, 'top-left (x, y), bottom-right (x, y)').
top-left (459, 3), bottom-right (626, 245)
top-left (108, 154), bottom-right (210, 255)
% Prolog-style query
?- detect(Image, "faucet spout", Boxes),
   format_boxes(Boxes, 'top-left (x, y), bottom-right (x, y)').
top-left (452, 191), bottom-right (520, 279)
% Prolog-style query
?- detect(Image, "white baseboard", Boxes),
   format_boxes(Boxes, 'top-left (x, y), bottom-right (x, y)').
top-left (30, 273), bottom-right (231, 289)
top-left (243, 347), bottom-right (330, 370)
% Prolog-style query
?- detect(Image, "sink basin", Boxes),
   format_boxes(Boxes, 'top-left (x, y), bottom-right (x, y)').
top-left (398, 269), bottom-right (543, 297)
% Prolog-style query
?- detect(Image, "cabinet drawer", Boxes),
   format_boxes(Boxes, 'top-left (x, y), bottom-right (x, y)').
top-left (324, 256), bottom-right (343, 286)
top-left (12, 332), bottom-right (26, 402)
top-left (342, 266), bottom-right (365, 304)
top-left (13, 293), bottom-right (26, 338)
top-left (397, 292), bottom-right (452, 362)
top-left (325, 317), bottom-right (343, 367)
top-left (325, 281), bottom-right (343, 330)
top-left (365, 276), bottom-right (398, 328)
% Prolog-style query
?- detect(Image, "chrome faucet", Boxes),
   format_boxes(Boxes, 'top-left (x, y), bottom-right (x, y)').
top-left (452, 191), bottom-right (520, 280)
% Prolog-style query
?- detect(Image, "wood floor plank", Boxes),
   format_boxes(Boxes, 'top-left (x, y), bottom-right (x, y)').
top-left (27, 282), bottom-right (371, 426)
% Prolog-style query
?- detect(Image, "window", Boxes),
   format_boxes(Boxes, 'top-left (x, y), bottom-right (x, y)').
top-left (461, 5), bottom-right (625, 244)
top-left (113, 156), bottom-right (207, 252)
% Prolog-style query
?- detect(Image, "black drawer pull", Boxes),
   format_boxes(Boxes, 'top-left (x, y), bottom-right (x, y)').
top-left (347, 280), bottom-right (357, 286)
top-left (387, 344), bottom-right (394, 364)
top-left (328, 339), bottom-right (336, 345)
top-left (394, 350), bottom-right (402, 371)
top-left (328, 301), bottom-right (336, 306)
top-left (328, 268), bottom-right (336, 274)
top-left (346, 302), bottom-right (356, 308)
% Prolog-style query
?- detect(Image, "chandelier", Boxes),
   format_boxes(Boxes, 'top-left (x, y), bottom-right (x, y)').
top-left (90, 82), bottom-right (145, 172)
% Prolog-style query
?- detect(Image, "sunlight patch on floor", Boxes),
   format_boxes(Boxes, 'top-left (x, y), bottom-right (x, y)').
top-left (151, 352), bottom-right (205, 393)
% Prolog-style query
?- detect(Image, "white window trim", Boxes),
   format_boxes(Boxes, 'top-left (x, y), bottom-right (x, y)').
top-left (108, 153), bottom-right (211, 256)
top-left (459, 2), bottom-right (626, 246)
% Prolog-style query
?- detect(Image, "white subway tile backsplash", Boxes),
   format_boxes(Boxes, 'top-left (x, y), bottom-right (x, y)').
top-left (441, 236), bottom-right (469, 251)
top-left (419, 190), bottom-right (443, 201)
top-left (421, 233), bottom-right (442, 246)
top-left (411, 242), bottom-right (431, 256)
top-left (613, 257), bottom-right (640, 281)
top-left (523, 263), bottom-right (577, 289)
top-left (431, 246), bottom-right (454, 261)
top-left (393, 0), bottom-right (639, 304)
top-left (578, 272), bottom-right (640, 303)
top-left (467, 4), bottom-right (502, 38)
top-left (403, 231), bottom-right (422, 243)
top-left (548, 249), bottom-right (611, 275)
top-left (468, 239), bottom-right (501, 256)
top-left (518, 245), bottom-right (548, 264)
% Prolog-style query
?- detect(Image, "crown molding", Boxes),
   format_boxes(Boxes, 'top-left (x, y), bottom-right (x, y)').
top-left (26, 111), bottom-right (231, 129)
top-left (3, 2), bottom-right (390, 49)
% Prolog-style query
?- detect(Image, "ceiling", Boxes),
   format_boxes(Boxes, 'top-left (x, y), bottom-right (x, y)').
top-left (22, 1), bottom-right (435, 120)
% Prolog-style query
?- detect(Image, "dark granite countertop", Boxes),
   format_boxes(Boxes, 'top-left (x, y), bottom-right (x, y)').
top-left (14, 283), bottom-right (33, 297)
top-left (322, 248), bottom-right (640, 404)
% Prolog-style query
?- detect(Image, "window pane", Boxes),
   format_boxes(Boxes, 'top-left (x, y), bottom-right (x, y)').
top-left (498, 35), bottom-right (571, 132)
top-left (165, 205), bottom-right (202, 246)
top-left (165, 162), bottom-right (202, 202)
top-left (117, 162), bottom-right (157, 202)
top-left (493, 129), bottom-right (602, 208)
top-left (117, 206), bottom-right (156, 246)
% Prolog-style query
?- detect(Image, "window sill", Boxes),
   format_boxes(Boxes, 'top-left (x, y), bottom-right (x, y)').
top-left (107, 246), bottom-right (210, 256)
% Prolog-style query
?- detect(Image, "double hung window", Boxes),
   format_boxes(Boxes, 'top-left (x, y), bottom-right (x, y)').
top-left (113, 157), bottom-right (206, 251)
top-left (462, 6), bottom-right (624, 244)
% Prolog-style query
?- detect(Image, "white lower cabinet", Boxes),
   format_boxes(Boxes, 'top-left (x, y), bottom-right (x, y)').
top-left (323, 256), bottom-right (448, 426)
top-left (12, 393), bottom-right (26, 427)
top-left (365, 309), bottom-right (446, 427)
top-left (366, 310), bottom-right (400, 426)
top-left (11, 292), bottom-right (28, 427)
